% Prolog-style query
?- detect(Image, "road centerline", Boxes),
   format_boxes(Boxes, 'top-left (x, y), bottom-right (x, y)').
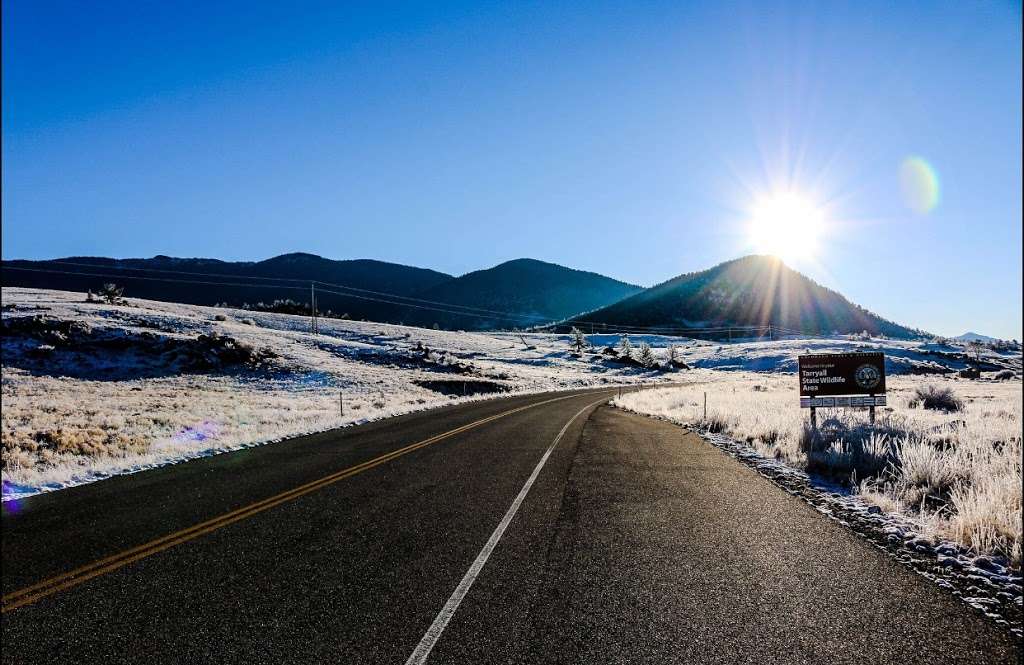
top-left (2, 390), bottom-right (608, 614)
top-left (403, 396), bottom-right (606, 665)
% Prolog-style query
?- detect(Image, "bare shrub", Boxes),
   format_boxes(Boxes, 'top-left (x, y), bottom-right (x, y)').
top-left (993, 369), bottom-right (1016, 381)
top-left (894, 439), bottom-right (964, 502)
top-left (911, 385), bottom-right (963, 412)
top-left (801, 420), bottom-right (895, 479)
top-left (700, 412), bottom-right (732, 433)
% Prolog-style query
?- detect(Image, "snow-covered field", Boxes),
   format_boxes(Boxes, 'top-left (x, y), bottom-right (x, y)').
top-left (2, 288), bottom-right (670, 500)
top-left (3, 285), bottom-right (1021, 555)
top-left (611, 331), bottom-right (1021, 375)
top-left (615, 373), bottom-right (1022, 567)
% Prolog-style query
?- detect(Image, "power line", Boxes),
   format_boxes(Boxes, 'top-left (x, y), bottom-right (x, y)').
top-left (24, 259), bottom-right (554, 321)
top-left (5, 261), bottom-right (762, 332)
top-left (3, 264), bottom-right (838, 339)
top-left (31, 259), bottom-right (317, 283)
top-left (2, 266), bottom-right (310, 292)
top-left (1, 265), bottom-right (537, 324)
top-left (314, 286), bottom-right (530, 322)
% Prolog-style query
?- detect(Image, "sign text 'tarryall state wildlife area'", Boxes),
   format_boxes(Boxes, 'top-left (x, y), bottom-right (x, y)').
top-left (798, 352), bottom-right (887, 408)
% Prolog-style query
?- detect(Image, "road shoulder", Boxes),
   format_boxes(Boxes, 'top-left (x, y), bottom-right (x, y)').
top-left (518, 405), bottom-right (1020, 664)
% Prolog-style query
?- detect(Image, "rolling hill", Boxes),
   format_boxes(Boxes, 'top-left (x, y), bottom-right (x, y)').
top-left (387, 258), bottom-right (642, 330)
top-left (1, 254), bottom-right (641, 330)
top-left (569, 255), bottom-right (924, 339)
top-left (0, 253), bottom-right (454, 323)
top-left (955, 332), bottom-right (999, 343)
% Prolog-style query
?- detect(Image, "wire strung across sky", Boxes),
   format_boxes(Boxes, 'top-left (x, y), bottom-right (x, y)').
top-left (2, 262), bottom-right (834, 339)
top-left (5, 260), bottom-right (555, 322)
top-left (3, 263), bottom-right (546, 323)
top-left (24, 259), bottom-right (544, 321)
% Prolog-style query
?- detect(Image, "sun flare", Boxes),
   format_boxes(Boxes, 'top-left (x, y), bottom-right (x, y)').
top-left (747, 192), bottom-right (824, 262)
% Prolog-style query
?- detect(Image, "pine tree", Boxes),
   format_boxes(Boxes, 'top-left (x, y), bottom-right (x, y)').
top-left (98, 283), bottom-right (125, 305)
top-left (619, 334), bottom-right (633, 359)
top-left (638, 342), bottom-right (656, 368)
top-left (570, 327), bottom-right (587, 353)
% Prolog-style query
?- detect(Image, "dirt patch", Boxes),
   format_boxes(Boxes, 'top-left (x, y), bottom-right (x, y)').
top-left (414, 379), bottom-right (509, 396)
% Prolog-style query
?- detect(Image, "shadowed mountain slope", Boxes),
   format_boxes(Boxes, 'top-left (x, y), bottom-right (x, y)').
top-left (571, 255), bottom-right (923, 339)
top-left (1, 254), bottom-right (640, 330)
top-left (391, 258), bottom-right (642, 330)
top-left (1, 253), bottom-right (453, 323)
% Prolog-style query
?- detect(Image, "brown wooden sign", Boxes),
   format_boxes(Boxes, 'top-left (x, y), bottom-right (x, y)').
top-left (798, 352), bottom-right (885, 407)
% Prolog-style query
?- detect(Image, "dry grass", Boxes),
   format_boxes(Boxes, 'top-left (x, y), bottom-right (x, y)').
top-left (2, 287), bottom-right (664, 498)
top-left (615, 373), bottom-right (1023, 566)
top-left (0, 373), bottom-right (413, 491)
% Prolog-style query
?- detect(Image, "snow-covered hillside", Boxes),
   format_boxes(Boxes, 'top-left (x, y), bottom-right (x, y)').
top-left (598, 333), bottom-right (1021, 375)
top-left (1, 288), bottom-right (668, 500)
top-left (2, 287), bottom-right (1019, 501)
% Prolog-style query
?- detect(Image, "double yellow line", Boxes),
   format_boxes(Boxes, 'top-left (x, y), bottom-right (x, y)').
top-left (2, 391), bottom-right (601, 613)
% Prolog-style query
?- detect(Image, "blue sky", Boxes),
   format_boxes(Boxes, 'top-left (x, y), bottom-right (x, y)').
top-left (3, 1), bottom-right (1021, 338)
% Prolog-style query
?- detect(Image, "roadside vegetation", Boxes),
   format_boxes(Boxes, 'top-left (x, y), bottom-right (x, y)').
top-left (1, 288), bottom-right (659, 499)
top-left (4, 287), bottom-right (1021, 570)
top-left (615, 374), bottom-right (1023, 567)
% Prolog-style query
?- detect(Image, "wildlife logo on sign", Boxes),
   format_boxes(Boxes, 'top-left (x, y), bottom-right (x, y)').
top-left (854, 363), bottom-right (882, 391)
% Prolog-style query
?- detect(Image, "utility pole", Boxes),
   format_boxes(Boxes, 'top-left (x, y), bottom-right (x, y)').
top-left (310, 283), bottom-right (318, 335)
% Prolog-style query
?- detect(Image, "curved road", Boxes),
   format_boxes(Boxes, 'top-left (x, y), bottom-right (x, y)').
top-left (2, 388), bottom-right (1020, 663)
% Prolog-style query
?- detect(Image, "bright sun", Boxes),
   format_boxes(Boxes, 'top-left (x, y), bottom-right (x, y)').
top-left (748, 192), bottom-right (824, 262)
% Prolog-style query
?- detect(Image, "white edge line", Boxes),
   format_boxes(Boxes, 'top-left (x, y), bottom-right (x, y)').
top-left (403, 396), bottom-right (607, 665)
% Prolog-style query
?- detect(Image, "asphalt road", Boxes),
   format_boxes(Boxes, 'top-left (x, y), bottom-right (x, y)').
top-left (2, 388), bottom-right (1020, 664)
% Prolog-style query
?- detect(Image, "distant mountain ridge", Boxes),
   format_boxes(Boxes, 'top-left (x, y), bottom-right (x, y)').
top-left (1, 253), bottom-right (925, 337)
top-left (2, 253), bottom-right (455, 325)
top-left (389, 258), bottom-right (642, 329)
top-left (955, 332), bottom-right (999, 343)
top-left (1, 253), bottom-right (639, 330)
top-left (571, 255), bottom-right (924, 339)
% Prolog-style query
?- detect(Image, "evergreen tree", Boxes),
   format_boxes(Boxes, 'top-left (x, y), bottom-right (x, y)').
top-left (638, 342), bottom-right (656, 368)
top-left (98, 283), bottom-right (125, 305)
top-left (570, 327), bottom-right (587, 353)
top-left (619, 334), bottom-right (633, 359)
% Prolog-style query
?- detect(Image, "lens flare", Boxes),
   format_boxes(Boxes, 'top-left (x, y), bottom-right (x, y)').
top-left (153, 420), bottom-right (223, 450)
top-left (2, 481), bottom-right (26, 509)
top-left (899, 157), bottom-right (940, 214)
